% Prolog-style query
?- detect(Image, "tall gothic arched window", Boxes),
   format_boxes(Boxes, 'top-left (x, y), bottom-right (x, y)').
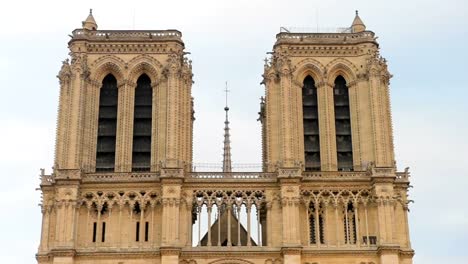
top-left (132, 74), bottom-right (152, 171)
top-left (333, 76), bottom-right (353, 171)
top-left (96, 74), bottom-right (118, 172)
top-left (303, 76), bottom-right (321, 171)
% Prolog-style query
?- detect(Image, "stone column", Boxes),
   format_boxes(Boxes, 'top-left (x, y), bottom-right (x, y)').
top-left (316, 82), bottom-right (338, 171)
top-left (153, 77), bottom-right (166, 171)
top-left (49, 183), bottom-right (80, 264)
top-left (82, 80), bottom-right (101, 172)
top-left (347, 81), bottom-right (362, 170)
top-left (39, 205), bottom-right (51, 252)
top-left (264, 192), bottom-right (274, 247)
top-left (115, 81), bottom-right (135, 172)
top-left (262, 73), bottom-right (280, 171)
top-left (55, 60), bottom-right (72, 170)
top-left (53, 183), bottom-right (80, 248)
top-left (373, 173), bottom-right (400, 264)
top-left (278, 67), bottom-right (294, 166)
top-left (163, 54), bottom-right (182, 168)
top-left (368, 70), bottom-right (394, 167)
top-left (65, 53), bottom-right (88, 169)
top-left (160, 167), bottom-right (183, 258)
top-left (278, 167), bottom-right (302, 264)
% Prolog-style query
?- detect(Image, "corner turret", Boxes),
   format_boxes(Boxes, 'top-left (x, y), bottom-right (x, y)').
top-left (82, 9), bottom-right (98, 30)
top-left (351, 10), bottom-right (366, 33)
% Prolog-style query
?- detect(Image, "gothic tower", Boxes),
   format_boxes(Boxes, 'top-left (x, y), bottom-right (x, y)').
top-left (38, 10), bottom-right (194, 264)
top-left (260, 10), bottom-right (413, 264)
top-left (37, 11), bottom-right (413, 264)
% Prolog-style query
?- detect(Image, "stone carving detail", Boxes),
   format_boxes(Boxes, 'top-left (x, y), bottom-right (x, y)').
top-left (164, 52), bottom-right (182, 76)
top-left (366, 49), bottom-right (393, 84)
top-left (193, 189), bottom-right (265, 208)
top-left (79, 190), bottom-right (161, 210)
top-left (70, 52), bottom-right (89, 78)
top-left (301, 189), bottom-right (372, 206)
top-left (57, 59), bottom-right (72, 85)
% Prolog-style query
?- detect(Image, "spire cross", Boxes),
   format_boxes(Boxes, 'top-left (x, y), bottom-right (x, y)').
top-left (224, 81), bottom-right (230, 109)
top-left (90, 8), bottom-right (93, 15)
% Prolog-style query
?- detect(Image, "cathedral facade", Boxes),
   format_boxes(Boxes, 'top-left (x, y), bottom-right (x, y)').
top-left (37, 11), bottom-right (414, 264)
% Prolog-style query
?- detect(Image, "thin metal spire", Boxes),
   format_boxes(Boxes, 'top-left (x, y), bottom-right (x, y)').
top-left (222, 81), bottom-right (232, 173)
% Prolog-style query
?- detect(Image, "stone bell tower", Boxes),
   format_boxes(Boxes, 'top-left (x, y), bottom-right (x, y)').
top-left (262, 11), bottom-right (394, 172)
top-left (38, 10), bottom-right (193, 264)
top-left (260, 11), bottom-right (413, 264)
top-left (54, 9), bottom-right (193, 175)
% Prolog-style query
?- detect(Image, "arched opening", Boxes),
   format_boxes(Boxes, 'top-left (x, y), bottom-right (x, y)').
top-left (96, 74), bottom-right (118, 172)
top-left (308, 202), bottom-right (325, 244)
top-left (333, 76), bottom-right (353, 171)
top-left (191, 191), bottom-right (264, 247)
top-left (302, 75), bottom-right (321, 171)
top-left (343, 202), bottom-right (357, 244)
top-left (132, 74), bottom-right (152, 171)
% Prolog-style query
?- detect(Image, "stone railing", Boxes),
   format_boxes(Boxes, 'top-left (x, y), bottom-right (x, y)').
top-left (71, 29), bottom-right (182, 42)
top-left (275, 31), bottom-right (376, 45)
top-left (302, 170), bottom-right (370, 180)
top-left (82, 172), bottom-right (159, 183)
top-left (188, 172), bottom-right (276, 180)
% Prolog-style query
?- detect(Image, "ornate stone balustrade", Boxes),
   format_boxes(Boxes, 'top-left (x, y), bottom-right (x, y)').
top-left (71, 29), bottom-right (182, 42)
top-left (82, 172), bottom-right (160, 183)
top-left (42, 170), bottom-right (409, 183)
top-left (302, 171), bottom-right (370, 180)
top-left (188, 172), bottom-right (275, 180)
top-left (275, 31), bottom-right (376, 45)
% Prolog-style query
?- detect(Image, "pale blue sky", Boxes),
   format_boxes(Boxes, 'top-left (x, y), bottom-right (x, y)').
top-left (0, 0), bottom-right (467, 263)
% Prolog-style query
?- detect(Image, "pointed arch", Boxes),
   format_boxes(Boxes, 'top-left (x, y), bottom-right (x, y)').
top-left (326, 58), bottom-right (358, 85)
top-left (90, 55), bottom-right (126, 86)
top-left (127, 54), bottom-right (163, 85)
top-left (293, 58), bottom-right (326, 85)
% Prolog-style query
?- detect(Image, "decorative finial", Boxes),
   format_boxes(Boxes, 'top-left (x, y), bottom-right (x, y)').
top-left (356, 10), bottom-right (358, 16)
top-left (90, 8), bottom-right (93, 15)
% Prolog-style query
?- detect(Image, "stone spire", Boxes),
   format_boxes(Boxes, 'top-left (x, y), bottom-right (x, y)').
top-left (222, 82), bottom-right (232, 173)
top-left (82, 9), bottom-right (98, 30)
top-left (351, 10), bottom-right (366, 33)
